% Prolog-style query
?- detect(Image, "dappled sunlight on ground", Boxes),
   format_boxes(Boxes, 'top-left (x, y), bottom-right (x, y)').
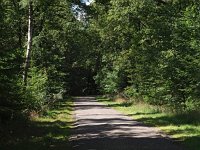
top-left (97, 97), bottom-right (200, 150)
top-left (0, 100), bottom-right (73, 150)
top-left (70, 97), bottom-right (186, 150)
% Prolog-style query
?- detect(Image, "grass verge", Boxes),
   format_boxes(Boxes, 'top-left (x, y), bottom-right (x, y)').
top-left (0, 98), bottom-right (73, 150)
top-left (97, 96), bottom-right (200, 150)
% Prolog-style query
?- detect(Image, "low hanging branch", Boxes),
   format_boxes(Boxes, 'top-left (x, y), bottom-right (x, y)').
top-left (23, 0), bottom-right (33, 86)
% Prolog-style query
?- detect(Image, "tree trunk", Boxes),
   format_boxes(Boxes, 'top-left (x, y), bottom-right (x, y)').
top-left (23, 0), bottom-right (33, 86)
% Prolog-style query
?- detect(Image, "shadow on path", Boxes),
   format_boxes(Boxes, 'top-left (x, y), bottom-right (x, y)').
top-left (70, 97), bottom-right (186, 150)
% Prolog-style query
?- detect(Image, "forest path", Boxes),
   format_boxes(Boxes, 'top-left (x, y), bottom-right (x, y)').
top-left (70, 96), bottom-right (185, 150)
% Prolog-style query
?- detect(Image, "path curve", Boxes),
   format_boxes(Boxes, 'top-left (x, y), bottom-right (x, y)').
top-left (70, 96), bottom-right (185, 150)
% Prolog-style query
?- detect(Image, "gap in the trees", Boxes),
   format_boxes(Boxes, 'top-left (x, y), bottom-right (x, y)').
top-left (68, 67), bottom-right (99, 96)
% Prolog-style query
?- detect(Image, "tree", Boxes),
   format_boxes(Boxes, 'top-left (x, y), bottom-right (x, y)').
top-left (23, 0), bottom-right (33, 85)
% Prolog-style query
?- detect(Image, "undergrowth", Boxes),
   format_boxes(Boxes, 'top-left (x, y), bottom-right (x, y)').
top-left (0, 98), bottom-right (73, 150)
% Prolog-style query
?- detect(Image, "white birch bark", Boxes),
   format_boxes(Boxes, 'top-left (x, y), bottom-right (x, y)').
top-left (23, 0), bottom-right (33, 85)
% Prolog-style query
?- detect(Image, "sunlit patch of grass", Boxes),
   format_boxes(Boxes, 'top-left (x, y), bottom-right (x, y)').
top-left (97, 96), bottom-right (200, 150)
top-left (0, 98), bottom-right (74, 150)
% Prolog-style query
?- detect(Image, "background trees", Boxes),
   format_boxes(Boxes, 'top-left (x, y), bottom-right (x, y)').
top-left (0, 0), bottom-right (200, 122)
top-left (0, 0), bottom-right (90, 118)
top-left (0, 0), bottom-right (24, 112)
top-left (90, 0), bottom-right (200, 111)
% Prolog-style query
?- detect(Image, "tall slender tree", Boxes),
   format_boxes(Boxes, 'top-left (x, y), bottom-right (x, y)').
top-left (23, 0), bottom-right (33, 85)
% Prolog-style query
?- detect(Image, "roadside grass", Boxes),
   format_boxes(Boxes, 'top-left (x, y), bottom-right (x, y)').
top-left (0, 98), bottom-right (73, 150)
top-left (97, 96), bottom-right (200, 150)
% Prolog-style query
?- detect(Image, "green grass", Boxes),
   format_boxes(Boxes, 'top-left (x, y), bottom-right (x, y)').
top-left (0, 99), bottom-right (73, 150)
top-left (97, 96), bottom-right (200, 150)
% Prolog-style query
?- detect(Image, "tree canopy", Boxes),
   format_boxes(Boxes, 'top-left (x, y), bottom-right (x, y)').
top-left (0, 0), bottom-right (200, 120)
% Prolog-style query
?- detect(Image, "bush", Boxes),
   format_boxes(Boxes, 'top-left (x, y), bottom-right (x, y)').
top-left (24, 67), bottom-right (48, 112)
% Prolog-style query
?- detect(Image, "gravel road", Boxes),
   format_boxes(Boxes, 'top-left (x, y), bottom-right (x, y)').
top-left (70, 96), bottom-right (185, 150)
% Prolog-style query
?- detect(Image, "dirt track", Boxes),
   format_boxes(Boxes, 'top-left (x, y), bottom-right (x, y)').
top-left (70, 96), bottom-right (185, 150)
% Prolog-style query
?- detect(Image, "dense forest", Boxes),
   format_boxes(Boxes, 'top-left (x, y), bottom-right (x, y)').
top-left (1, 0), bottom-right (200, 122)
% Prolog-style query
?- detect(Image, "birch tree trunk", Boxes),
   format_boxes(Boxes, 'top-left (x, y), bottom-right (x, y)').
top-left (23, 0), bottom-right (33, 86)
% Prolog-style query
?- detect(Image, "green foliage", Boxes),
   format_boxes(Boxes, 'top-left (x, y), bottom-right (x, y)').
top-left (0, 1), bottom-right (24, 109)
top-left (24, 67), bottom-right (47, 111)
top-left (1, 0), bottom-right (200, 119)
top-left (0, 0), bottom-right (83, 114)
top-left (90, 0), bottom-right (200, 112)
top-left (95, 67), bottom-right (119, 94)
top-left (0, 99), bottom-right (73, 150)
